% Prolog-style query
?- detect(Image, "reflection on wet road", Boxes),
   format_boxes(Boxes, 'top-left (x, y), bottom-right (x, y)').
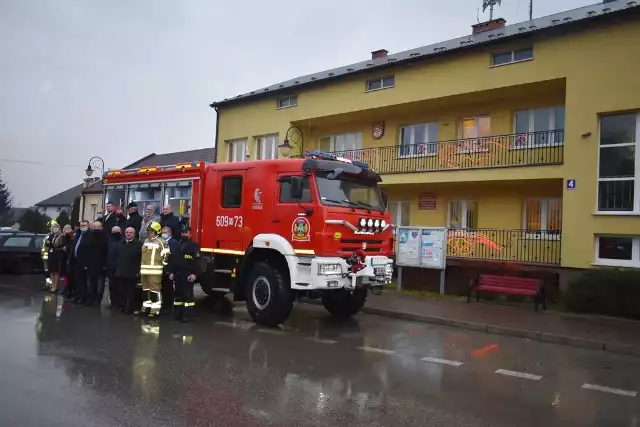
top-left (1, 275), bottom-right (639, 426)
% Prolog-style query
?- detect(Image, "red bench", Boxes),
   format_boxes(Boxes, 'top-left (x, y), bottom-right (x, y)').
top-left (468, 274), bottom-right (546, 311)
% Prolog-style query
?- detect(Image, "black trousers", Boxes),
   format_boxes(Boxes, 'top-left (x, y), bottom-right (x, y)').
top-left (109, 275), bottom-right (124, 308)
top-left (161, 274), bottom-right (174, 309)
top-left (174, 276), bottom-right (195, 320)
top-left (73, 267), bottom-right (87, 302)
top-left (122, 277), bottom-right (141, 314)
top-left (86, 274), bottom-right (105, 306)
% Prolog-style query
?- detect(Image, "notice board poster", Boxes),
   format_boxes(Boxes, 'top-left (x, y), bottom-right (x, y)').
top-left (420, 228), bottom-right (446, 270)
top-left (396, 228), bottom-right (421, 266)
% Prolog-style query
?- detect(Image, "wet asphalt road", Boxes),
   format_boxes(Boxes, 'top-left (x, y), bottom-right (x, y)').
top-left (1, 275), bottom-right (639, 427)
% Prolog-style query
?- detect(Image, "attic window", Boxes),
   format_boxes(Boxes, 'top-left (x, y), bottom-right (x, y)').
top-left (491, 47), bottom-right (533, 66)
top-left (277, 95), bottom-right (298, 109)
top-left (366, 76), bottom-right (395, 92)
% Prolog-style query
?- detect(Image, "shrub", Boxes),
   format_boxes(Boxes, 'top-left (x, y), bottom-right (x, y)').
top-left (563, 268), bottom-right (640, 319)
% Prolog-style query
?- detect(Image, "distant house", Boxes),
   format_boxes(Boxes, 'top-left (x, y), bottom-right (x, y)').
top-left (80, 148), bottom-right (215, 221)
top-left (34, 185), bottom-right (83, 219)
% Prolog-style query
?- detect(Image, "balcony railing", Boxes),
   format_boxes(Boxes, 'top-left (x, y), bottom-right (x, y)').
top-left (446, 228), bottom-right (562, 265)
top-left (330, 130), bottom-right (564, 174)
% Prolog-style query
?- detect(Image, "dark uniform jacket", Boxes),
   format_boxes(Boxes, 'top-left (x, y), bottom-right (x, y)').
top-left (126, 212), bottom-right (143, 237)
top-left (168, 238), bottom-right (202, 278)
top-left (84, 230), bottom-right (109, 275)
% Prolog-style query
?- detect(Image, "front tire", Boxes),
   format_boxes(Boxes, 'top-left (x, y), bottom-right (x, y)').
top-left (245, 261), bottom-right (293, 327)
top-left (322, 288), bottom-right (367, 320)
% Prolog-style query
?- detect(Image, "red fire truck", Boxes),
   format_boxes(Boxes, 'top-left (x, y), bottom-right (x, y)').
top-left (103, 152), bottom-right (394, 326)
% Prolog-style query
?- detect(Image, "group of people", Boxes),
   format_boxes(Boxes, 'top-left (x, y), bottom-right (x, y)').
top-left (41, 202), bottom-right (202, 322)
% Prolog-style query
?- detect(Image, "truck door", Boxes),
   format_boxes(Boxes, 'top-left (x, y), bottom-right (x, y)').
top-left (275, 173), bottom-right (314, 253)
top-left (215, 170), bottom-right (247, 254)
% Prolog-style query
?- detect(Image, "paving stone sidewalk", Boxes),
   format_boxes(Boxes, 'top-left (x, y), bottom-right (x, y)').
top-left (363, 291), bottom-right (640, 356)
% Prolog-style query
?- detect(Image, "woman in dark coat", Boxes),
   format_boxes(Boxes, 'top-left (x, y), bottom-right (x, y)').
top-left (57, 225), bottom-right (74, 295)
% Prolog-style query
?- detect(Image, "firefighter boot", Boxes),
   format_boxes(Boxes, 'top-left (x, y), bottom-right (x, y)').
top-left (141, 290), bottom-right (151, 315)
top-left (182, 302), bottom-right (195, 323)
top-left (148, 291), bottom-right (162, 319)
top-left (173, 300), bottom-right (184, 321)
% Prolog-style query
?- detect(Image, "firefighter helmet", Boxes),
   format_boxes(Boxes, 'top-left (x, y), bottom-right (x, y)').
top-left (147, 221), bottom-right (162, 234)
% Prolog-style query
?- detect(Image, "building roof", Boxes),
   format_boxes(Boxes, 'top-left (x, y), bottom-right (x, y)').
top-left (211, 0), bottom-right (638, 108)
top-left (122, 148), bottom-right (215, 170)
top-left (3, 207), bottom-right (30, 223)
top-left (35, 184), bottom-right (82, 207)
top-left (82, 178), bottom-right (104, 194)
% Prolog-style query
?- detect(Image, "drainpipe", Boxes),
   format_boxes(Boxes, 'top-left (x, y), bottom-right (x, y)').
top-left (212, 105), bottom-right (220, 163)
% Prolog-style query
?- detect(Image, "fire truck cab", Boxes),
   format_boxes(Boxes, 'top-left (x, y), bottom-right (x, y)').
top-left (103, 152), bottom-right (394, 326)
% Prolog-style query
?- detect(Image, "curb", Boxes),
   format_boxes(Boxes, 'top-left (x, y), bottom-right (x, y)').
top-left (361, 306), bottom-right (640, 357)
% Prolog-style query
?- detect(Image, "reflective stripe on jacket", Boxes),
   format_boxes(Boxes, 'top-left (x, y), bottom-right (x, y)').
top-left (140, 237), bottom-right (168, 277)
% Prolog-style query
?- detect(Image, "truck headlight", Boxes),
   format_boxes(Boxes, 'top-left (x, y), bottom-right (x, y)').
top-left (374, 219), bottom-right (380, 228)
top-left (385, 264), bottom-right (393, 275)
top-left (380, 220), bottom-right (387, 228)
top-left (367, 219), bottom-right (374, 228)
top-left (318, 264), bottom-right (343, 275)
top-left (359, 218), bottom-right (367, 227)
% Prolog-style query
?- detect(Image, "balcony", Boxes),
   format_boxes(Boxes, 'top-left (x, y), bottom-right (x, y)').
top-left (330, 130), bottom-right (564, 174)
top-left (446, 228), bottom-right (562, 265)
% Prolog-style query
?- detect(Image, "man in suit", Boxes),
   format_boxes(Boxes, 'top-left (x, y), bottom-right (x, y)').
top-left (114, 227), bottom-right (144, 314)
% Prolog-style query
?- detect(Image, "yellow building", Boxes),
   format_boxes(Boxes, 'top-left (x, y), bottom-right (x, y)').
top-left (210, 0), bottom-right (640, 276)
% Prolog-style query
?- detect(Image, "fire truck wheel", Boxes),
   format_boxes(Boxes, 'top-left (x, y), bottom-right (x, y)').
top-left (321, 288), bottom-right (367, 320)
top-left (246, 261), bottom-right (293, 327)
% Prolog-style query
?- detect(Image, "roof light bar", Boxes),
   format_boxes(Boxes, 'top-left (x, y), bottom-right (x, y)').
top-left (305, 151), bottom-right (369, 169)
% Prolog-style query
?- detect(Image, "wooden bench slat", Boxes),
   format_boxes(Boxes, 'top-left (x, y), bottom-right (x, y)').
top-left (469, 274), bottom-right (546, 311)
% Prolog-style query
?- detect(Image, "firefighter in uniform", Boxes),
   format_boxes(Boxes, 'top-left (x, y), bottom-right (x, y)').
top-left (170, 225), bottom-right (202, 323)
top-left (41, 220), bottom-right (59, 290)
top-left (140, 221), bottom-right (169, 318)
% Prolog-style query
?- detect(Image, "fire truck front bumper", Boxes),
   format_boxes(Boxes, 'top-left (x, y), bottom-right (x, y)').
top-left (292, 256), bottom-right (393, 291)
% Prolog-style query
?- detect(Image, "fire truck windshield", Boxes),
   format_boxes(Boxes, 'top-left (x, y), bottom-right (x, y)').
top-left (315, 171), bottom-right (384, 212)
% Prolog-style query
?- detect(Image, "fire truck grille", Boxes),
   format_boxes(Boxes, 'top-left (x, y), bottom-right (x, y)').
top-left (339, 239), bottom-right (385, 254)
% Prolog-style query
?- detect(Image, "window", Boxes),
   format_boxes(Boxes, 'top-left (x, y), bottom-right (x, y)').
top-left (399, 123), bottom-right (438, 157)
top-left (491, 47), bottom-right (533, 66)
top-left (256, 134), bottom-right (278, 160)
top-left (448, 200), bottom-right (478, 229)
top-left (388, 201), bottom-right (411, 235)
top-left (366, 76), bottom-right (395, 92)
top-left (277, 96), bottom-right (297, 109)
top-left (595, 236), bottom-right (640, 268)
top-left (514, 106), bottom-right (565, 147)
top-left (227, 139), bottom-right (247, 162)
top-left (221, 176), bottom-right (243, 208)
top-left (34, 237), bottom-right (44, 249)
top-left (279, 176), bottom-right (312, 203)
top-left (523, 198), bottom-right (562, 238)
top-left (318, 132), bottom-right (362, 157)
top-left (2, 236), bottom-right (32, 248)
top-left (597, 112), bottom-right (639, 212)
top-left (458, 116), bottom-right (491, 152)
top-left (90, 204), bottom-right (97, 220)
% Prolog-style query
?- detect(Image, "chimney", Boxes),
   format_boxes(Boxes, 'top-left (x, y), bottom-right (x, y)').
top-left (371, 49), bottom-right (388, 60)
top-left (472, 18), bottom-right (507, 34)
top-left (83, 177), bottom-right (98, 189)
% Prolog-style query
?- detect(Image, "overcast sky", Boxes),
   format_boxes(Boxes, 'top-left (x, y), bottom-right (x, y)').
top-left (1, 0), bottom-right (594, 207)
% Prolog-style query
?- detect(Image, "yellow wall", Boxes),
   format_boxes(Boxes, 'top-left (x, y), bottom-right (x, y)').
top-left (215, 18), bottom-right (640, 269)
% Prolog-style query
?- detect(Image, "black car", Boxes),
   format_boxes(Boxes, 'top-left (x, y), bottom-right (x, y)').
top-left (0, 232), bottom-right (46, 274)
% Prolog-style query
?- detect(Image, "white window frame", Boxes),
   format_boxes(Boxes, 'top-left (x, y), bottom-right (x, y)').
top-left (387, 201), bottom-right (411, 235)
top-left (447, 200), bottom-right (477, 229)
top-left (491, 47), bottom-right (534, 67)
top-left (255, 134), bottom-right (278, 160)
top-left (596, 112), bottom-right (640, 214)
top-left (227, 139), bottom-right (248, 162)
top-left (512, 106), bottom-right (565, 148)
top-left (522, 198), bottom-right (562, 240)
top-left (594, 235), bottom-right (640, 268)
top-left (458, 116), bottom-right (491, 153)
top-left (277, 96), bottom-right (297, 109)
top-left (398, 123), bottom-right (438, 158)
top-left (365, 76), bottom-right (395, 92)
top-left (317, 132), bottom-right (363, 160)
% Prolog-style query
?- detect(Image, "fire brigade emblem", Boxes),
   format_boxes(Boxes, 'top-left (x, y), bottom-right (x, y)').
top-left (252, 188), bottom-right (263, 210)
top-left (372, 121), bottom-right (385, 140)
top-left (291, 217), bottom-right (311, 242)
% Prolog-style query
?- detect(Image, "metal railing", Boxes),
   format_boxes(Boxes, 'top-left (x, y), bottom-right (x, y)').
top-left (446, 228), bottom-right (562, 265)
top-left (329, 130), bottom-right (564, 174)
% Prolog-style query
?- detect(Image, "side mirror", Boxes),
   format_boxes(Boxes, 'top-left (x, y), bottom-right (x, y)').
top-left (290, 176), bottom-right (303, 199)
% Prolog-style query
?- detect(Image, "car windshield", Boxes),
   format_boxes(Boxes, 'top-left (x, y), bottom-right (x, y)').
top-left (315, 171), bottom-right (384, 211)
